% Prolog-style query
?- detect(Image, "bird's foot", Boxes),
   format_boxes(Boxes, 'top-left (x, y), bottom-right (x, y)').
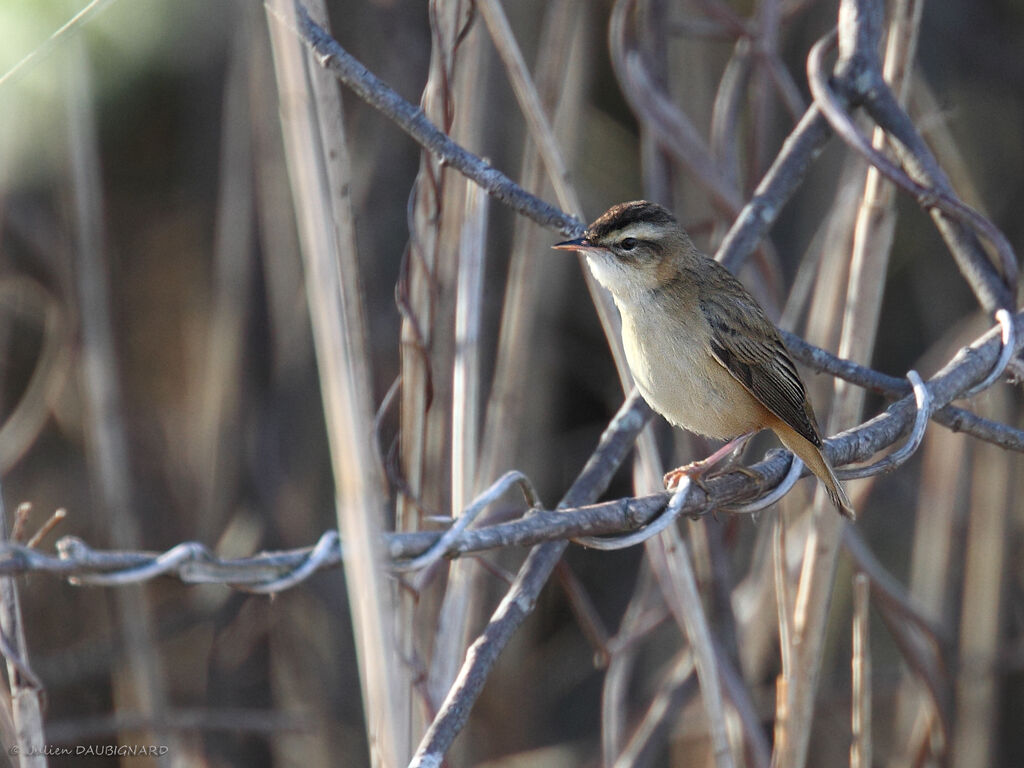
top-left (663, 432), bottom-right (755, 492)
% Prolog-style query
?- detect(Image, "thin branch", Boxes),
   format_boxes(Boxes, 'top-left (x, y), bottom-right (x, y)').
top-left (610, 0), bottom-right (744, 217)
top-left (408, 390), bottom-right (652, 767)
top-left (0, 302), bottom-right (1011, 595)
top-left (287, 0), bottom-right (1023, 455)
top-left (782, 327), bottom-right (1024, 451)
top-left (806, 31), bottom-right (1017, 312)
top-left (0, 289), bottom-right (1008, 593)
top-left (0, 485), bottom-right (46, 766)
top-left (714, 104), bottom-right (833, 273)
top-left (284, 1), bottom-right (582, 236)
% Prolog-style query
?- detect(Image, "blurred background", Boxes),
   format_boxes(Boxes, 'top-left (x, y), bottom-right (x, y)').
top-left (0, 0), bottom-right (1022, 765)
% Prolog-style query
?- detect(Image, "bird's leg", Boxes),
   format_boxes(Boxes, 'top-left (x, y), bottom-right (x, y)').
top-left (664, 432), bottom-right (755, 491)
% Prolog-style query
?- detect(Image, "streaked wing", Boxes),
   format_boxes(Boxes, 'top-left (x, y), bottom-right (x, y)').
top-left (699, 272), bottom-right (822, 447)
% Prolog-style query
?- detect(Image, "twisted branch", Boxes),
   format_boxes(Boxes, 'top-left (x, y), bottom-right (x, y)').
top-left (1, 306), bottom-right (1018, 592)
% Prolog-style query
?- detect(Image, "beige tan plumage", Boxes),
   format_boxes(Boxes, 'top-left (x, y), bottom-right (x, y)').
top-left (555, 200), bottom-right (854, 518)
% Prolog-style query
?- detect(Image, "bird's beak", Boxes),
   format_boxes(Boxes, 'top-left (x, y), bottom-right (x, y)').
top-left (553, 237), bottom-right (603, 254)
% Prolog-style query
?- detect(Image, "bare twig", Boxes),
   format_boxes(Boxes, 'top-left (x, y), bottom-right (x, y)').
top-left (0, 300), bottom-right (1012, 592)
top-left (426, 178), bottom-right (489, 705)
top-left (714, 104), bottom-right (833, 273)
top-left (25, 508), bottom-right (66, 550)
top-left (408, 391), bottom-right (651, 767)
top-left (610, 0), bottom-right (744, 217)
top-left (0, 486), bottom-right (46, 767)
top-left (284, 2), bottom-right (581, 236)
top-left (289, 0), bottom-right (1022, 445)
top-left (806, 30), bottom-right (1017, 312)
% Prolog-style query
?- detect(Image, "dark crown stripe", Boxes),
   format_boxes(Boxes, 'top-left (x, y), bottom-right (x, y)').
top-left (587, 200), bottom-right (677, 241)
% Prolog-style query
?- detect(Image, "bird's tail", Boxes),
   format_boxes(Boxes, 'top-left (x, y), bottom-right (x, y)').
top-left (776, 426), bottom-right (855, 519)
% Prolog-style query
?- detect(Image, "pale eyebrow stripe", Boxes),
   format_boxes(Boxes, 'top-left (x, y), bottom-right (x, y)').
top-left (605, 221), bottom-right (665, 242)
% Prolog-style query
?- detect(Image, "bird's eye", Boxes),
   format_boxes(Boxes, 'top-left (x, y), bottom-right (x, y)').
top-left (619, 237), bottom-right (638, 251)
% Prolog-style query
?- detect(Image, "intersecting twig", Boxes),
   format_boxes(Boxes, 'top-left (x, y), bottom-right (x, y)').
top-left (285, 0), bottom-right (1024, 453)
top-left (0, 304), bottom-right (1013, 594)
top-left (408, 390), bottom-right (651, 767)
top-left (281, 1), bottom-right (582, 236)
top-left (0, 485), bottom-right (47, 765)
top-left (805, 30), bottom-right (1016, 312)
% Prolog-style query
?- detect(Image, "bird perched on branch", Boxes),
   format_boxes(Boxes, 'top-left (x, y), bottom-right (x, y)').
top-left (554, 200), bottom-right (854, 518)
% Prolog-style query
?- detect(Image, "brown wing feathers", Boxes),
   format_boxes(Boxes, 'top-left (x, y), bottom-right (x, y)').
top-left (699, 272), bottom-right (823, 447)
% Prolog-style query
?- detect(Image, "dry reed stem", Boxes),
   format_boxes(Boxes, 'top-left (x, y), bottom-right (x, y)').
top-left (636, 0), bottom-right (673, 206)
top-left (250, 15), bottom-right (307, 378)
top-left (850, 573), bottom-right (871, 768)
top-left (610, 0), bottom-right (744, 218)
top-left (0, 488), bottom-right (46, 766)
top-left (414, 9), bottom-right (488, 753)
top-left (475, 0), bottom-right (583, 488)
top-left (266, 1), bottom-right (405, 764)
top-left (889, 395), bottom-right (963, 766)
top-left (612, 650), bottom-right (697, 768)
top-left (478, 0), bottom-right (582, 217)
top-left (750, 0), bottom-right (783, 180)
top-left (776, 2), bottom-right (921, 763)
top-left (601, 567), bottom-right (660, 764)
top-left (952, 396), bottom-right (1012, 768)
top-left (65, 33), bottom-right (171, 759)
top-left (645, 526), bottom-right (736, 768)
top-left (426, 181), bottom-right (487, 706)
top-left (710, 37), bottom-right (752, 200)
top-left (194, 23), bottom-right (255, 541)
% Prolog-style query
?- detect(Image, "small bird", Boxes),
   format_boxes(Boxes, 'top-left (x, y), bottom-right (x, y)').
top-left (554, 201), bottom-right (854, 518)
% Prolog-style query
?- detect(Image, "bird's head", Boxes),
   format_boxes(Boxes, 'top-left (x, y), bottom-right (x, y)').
top-left (553, 201), bottom-right (693, 302)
